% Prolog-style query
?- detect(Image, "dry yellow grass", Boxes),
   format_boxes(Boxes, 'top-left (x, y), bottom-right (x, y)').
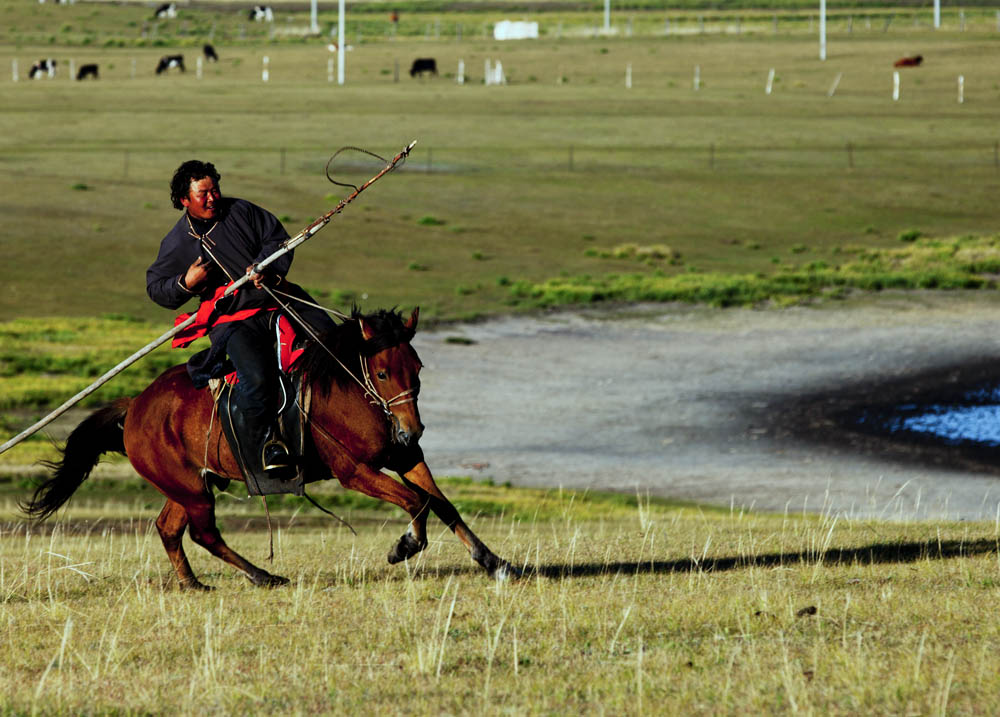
top-left (2, 485), bottom-right (999, 714)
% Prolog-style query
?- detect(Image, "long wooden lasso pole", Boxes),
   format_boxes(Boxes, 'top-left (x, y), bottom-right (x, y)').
top-left (0, 140), bottom-right (416, 456)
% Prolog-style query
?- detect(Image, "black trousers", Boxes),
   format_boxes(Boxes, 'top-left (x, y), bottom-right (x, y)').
top-left (224, 303), bottom-right (336, 424)
top-left (225, 312), bottom-right (280, 425)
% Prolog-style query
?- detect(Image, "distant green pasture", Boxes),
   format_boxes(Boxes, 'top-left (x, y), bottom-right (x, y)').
top-left (1, 0), bottom-right (999, 323)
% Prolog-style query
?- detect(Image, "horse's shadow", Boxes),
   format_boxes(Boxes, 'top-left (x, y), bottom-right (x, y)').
top-left (528, 538), bottom-right (997, 579)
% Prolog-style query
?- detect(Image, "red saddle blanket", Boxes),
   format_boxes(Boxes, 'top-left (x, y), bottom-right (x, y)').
top-left (173, 285), bottom-right (304, 386)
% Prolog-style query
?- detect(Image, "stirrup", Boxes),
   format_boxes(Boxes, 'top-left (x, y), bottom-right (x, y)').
top-left (261, 436), bottom-right (293, 473)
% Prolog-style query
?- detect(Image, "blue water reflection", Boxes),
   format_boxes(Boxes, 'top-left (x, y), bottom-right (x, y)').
top-left (858, 386), bottom-right (1000, 446)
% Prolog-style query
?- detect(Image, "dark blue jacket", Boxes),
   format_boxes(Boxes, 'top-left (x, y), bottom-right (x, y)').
top-left (147, 197), bottom-right (329, 386)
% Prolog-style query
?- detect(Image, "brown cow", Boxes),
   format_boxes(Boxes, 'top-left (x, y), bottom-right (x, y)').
top-left (893, 55), bottom-right (923, 68)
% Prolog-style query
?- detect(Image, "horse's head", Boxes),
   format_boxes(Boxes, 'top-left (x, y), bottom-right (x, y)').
top-left (358, 307), bottom-right (423, 446)
top-left (294, 307), bottom-right (424, 447)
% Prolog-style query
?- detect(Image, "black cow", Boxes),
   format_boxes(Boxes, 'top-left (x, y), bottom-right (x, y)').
top-left (29, 59), bottom-right (56, 79)
top-left (154, 2), bottom-right (177, 19)
top-left (409, 58), bottom-right (437, 78)
top-left (76, 63), bottom-right (99, 80)
top-left (155, 55), bottom-right (185, 75)
top-left (203, 44), bottom-right (219, 62)
top-left (248, 5), bottom-right (273, 22)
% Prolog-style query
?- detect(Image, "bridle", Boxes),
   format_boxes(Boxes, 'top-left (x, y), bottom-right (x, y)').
top-left (293, 319), bottom-right (420, 445)
top-left (358, 348), bottom-right (419, 424)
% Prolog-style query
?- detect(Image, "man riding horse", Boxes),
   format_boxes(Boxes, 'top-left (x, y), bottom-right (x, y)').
top-left (146, 160), bottom-right (335, 489)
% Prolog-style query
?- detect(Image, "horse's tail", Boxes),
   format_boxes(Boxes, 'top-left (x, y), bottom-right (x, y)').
top-left (20, 398), bottom-right (130, 522)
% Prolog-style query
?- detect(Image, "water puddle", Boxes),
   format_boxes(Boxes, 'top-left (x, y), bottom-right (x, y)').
top-left (856, 385), bottom-right (1000, 447)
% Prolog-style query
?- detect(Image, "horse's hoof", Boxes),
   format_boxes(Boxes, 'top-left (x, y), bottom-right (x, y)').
top-left (387, 532), bottom-right (427, 565)
top-left (252, 573), bottom-right (290, 588)
top-left (179, 579), bottom-right (213, 592)
top-left (492, 561), bottom-right (522, 582)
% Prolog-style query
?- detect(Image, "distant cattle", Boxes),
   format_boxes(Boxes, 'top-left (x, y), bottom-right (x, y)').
top-left (893, 55), bottom-right (923, 68)
top-left (203, 44), bottom-right (219, 62)
top-left (76, 63), bottom-right (98, 80)
top-left (155, 55), bottom-right (185, 75)
top-left (249, 5), bottom-right (274, 22)
top-left (29, 59), bottom-right (57, 79)
top-left (154, 3), bottom-right (177, 19)
top-left (409, 58), bottom-right (437, 78)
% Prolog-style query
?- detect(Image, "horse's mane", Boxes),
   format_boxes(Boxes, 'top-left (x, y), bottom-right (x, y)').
top-left (291, 307), bottom-right (415, 393)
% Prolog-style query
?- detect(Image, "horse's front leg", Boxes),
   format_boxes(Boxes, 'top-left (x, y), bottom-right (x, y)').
top-left (336, 464), bottom-right (430, 564)
top-left (402, 461), bottom-right (519, 580)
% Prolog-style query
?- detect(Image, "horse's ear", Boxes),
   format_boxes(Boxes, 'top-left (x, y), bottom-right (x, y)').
top-left (405, 307), bottom-right (419, 332)
top-left (359, 318), bottom-right (375, 341)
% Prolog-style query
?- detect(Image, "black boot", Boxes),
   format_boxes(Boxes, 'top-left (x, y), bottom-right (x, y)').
top-left (222, 397), bottom-right (303, 496)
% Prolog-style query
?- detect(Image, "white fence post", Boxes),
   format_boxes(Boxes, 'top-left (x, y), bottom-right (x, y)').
top-left (693, 65), bottom-right (700, 91)
top-left (625, 63), bottom-right (632, 89)
top-left (262, 55), bottom-right (269, 82)
top-left (958, 74), bottom-right (964, 104)
top-left (328, 57), bottom-right (334, 83)
top-left (765, 67), bottom-right (775, 94)
top-left (484, 58), bottom-right (491, 85)
top-left (12, 59), bottom-right (18, 82)
top-left (827, 72), bottom-right (842, 97)
top-left (892, 70), bottom-right (899, 101)
top-left (197, 55), bottom-right (203, 79)
top-left (457, 59), bottom-right (465, 85)
top-left (819, 0), bottom-right (827, 60)
top-left (69, 59), bottom-right (75, 80)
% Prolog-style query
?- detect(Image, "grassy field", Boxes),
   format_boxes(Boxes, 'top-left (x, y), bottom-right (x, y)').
top-left (2, 479), bottom-right (1000, 713)
top-left (1, 1), bottom-right (999, 323)
top-left (4, 3), bottom-right (1000, 712)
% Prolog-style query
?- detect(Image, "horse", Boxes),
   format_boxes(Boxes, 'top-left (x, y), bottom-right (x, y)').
top-left (21, 308), bottom-right (518, 589)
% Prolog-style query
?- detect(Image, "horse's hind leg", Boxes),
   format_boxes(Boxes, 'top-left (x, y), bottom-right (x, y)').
top-left (156, 499), bottom-right (211, 591)
top-left (402, 462), bottom-right (519, 580)
top-left (183, 498), bottom-right (290, 588)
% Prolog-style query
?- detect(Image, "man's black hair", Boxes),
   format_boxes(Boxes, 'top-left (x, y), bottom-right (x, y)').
top-left (170, 160), bottom-right (221, 210)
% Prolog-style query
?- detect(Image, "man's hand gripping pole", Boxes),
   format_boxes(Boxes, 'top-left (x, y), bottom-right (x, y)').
top-left (0, 140), bottom-right (417, 456)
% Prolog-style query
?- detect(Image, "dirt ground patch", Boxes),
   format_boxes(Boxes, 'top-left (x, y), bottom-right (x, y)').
top-left (413, 291), bottom-right (1000, 520)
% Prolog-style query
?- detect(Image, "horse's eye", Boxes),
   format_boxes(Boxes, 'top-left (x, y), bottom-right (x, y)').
top-left (377, 371), bottom-right (387, 380)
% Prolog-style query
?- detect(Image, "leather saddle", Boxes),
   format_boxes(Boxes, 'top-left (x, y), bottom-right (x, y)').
top-left (214, 374), bottom-right (308, 497)
top-left (208, 314), bottom-right (328, 497)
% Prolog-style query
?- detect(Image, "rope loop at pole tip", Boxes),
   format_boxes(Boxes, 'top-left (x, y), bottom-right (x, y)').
top-left (324, 141), bottom-right (416, 193)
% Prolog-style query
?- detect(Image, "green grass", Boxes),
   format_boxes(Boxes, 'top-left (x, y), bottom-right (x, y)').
top-left (2, 13), bottom-right (1000, 322)
top-left (2, 479), bottom-right (1000, 713)
top-left (511, 234), bottom-right (1000, 308)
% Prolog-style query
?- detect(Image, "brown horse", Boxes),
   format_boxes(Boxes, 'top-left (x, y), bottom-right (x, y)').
top-left (21, 308), bottom-right (518, 589)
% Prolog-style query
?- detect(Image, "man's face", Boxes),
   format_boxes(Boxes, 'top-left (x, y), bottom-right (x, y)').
top-left (181, 177), bottom-right (221, 221)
